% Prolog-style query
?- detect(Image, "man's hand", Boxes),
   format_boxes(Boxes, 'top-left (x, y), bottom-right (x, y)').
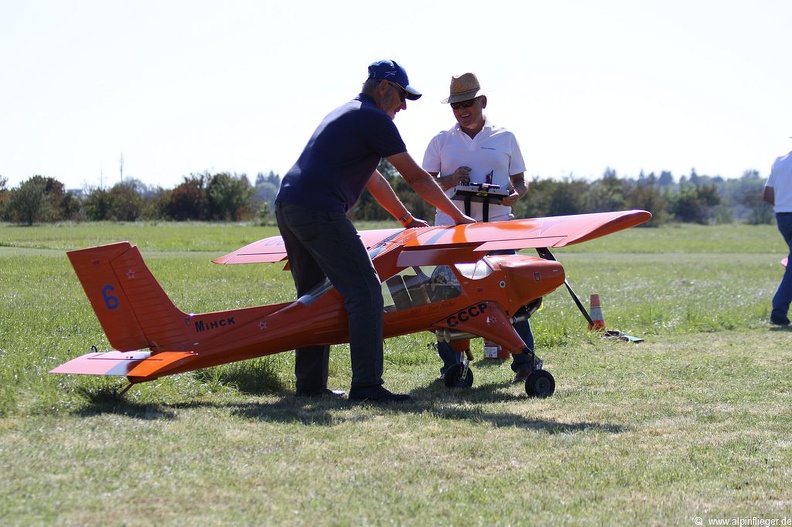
top-left (437, 166), bottom-right (471, 190)
top-left (453, 213), bottom-right (476, 225)
top-left (404, 217), bottom-right (430, 228)
top-left (452, 166), bottom-right (471, 186)
top-left (501, 189), bottom-right (521, 207)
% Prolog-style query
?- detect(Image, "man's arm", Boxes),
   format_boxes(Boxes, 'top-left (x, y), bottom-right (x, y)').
top-left (764, 186), bottom-right (775, 206)
top-left (501, 172), bottom-right (527, 207)
top-left (366, 170), bottom-right (429, 228)
top-left (387, 152), bottom-right (476, 225)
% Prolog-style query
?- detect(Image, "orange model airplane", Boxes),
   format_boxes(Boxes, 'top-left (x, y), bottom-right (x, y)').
top-left (51, 210), bottom-right (651, 397)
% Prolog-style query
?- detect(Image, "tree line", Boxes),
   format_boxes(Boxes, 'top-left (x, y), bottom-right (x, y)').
top-left (0, 164), bottom-right (773, 227)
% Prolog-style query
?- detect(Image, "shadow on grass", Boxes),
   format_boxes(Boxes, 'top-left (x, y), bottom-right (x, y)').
top-left (68, 384), bottom-right (624, 433)
top-left (73, 385), bottom-right (177, 420)
top-left (228, 381), bottom-right (626, 434)
top-left (65, 365), bottom-right (623, 434)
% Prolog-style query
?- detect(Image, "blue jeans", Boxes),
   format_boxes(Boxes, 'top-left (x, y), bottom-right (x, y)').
top-left (772, 213), bottom-right (792, 322)
top-left (276, 202), bottom-right (385, 390)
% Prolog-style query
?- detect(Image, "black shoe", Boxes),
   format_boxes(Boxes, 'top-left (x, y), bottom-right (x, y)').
top-left (348, 385), bottom-right (412, 403)
top-left (295, 388), bottom-right (346, 398)
top-left (770, 316), bottom-right (790, 326)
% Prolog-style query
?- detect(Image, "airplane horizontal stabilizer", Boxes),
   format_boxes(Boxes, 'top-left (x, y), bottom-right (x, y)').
top-left (51, 350), bottom-right (197, 379)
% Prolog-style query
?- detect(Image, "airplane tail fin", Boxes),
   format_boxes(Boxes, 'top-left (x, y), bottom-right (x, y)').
top-left (67, 242), bottom-right (191, 352)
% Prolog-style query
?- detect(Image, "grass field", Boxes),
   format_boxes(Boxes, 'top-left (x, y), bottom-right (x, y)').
top-left (1, 220), bottom-right (791, 526)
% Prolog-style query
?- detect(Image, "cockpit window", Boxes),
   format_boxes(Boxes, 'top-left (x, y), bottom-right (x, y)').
top-left (455, 258), bottom-right (493, 280)
top-left (383, 265), bottom-right (462, 312)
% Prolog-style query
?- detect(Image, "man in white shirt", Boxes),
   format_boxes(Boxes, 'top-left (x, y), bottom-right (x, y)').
top-left (422, 72), bottom-right (541, 382)
top-left (763, 148), bottom-right (792, 325)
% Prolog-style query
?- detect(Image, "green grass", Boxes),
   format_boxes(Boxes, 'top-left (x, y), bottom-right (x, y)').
top-left (1, 221), bottom-right (791, 526)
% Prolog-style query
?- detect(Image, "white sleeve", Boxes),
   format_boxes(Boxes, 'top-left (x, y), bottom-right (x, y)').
top-left (422, 134), bottom-right (443, 173)
top-left (508, 133), bottom-right (527, 175)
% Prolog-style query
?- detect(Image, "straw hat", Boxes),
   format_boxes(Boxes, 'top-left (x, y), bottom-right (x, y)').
top-left (441, 72), bottom-right (486, 104)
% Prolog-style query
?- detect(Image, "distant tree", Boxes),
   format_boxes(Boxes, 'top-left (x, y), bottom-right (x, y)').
top-left (588, 171), bottom-right (626, 212)
top-left (657, 171), bottom-right (675, 187)
top-left (255, 171), bottom-right (280, 188)
top-left (0, 176), bottom-right (8, 220)
top-left (737, 170), bottom-right (773, 224)
top-left (60, 192), bottom-right (82, 221)
top-left (637, 171), bottom-right (658, 186)
top-left (83, 187), bottom-right (113, 220)
top-left (548, 178), bottom-right (590, 216)
top-left (108, 181), bottom-right (143, 221)
top-left (253, 183), bottom-right (279, 222)
top-left (517, 177), bottom-right (551, 218)
top-left (689, 168), bottom-right (700, 185)
top-left (668, 182), bottom-right (721, 224)
top-left (138, 186), bottom-right (167, 220)
top-left (6, 176), bottom-right (71, 224)
top-left (206, 172), bottom-right (254, 221)
top-left (518, 177), bottom-right (591, 217)
top-left (163, 174), bottom-right (209, 220)
top-left (253, 171), bottom-right (280, 213)
top-left (82, 181), bottom-right (143, 221)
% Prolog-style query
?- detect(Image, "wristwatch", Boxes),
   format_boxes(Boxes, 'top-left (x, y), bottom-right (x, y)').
top-left (398, 213), bottom-right (413, 226)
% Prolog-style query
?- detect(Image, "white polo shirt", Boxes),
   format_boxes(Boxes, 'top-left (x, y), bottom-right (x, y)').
top-left (422, 119), bottom-right (526, 225)
top-left (766, 150), bottom-right (792, 213)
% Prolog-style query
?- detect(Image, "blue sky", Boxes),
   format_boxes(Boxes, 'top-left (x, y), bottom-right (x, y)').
top-left (2, 0), bottom-right (791, 190)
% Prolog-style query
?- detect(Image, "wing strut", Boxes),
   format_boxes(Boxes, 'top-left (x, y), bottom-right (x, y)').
top-left (536, 247), bottom-right (594, 327)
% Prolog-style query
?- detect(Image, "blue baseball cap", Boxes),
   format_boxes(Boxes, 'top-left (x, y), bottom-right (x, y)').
top-left (367, 60), bottom-right (422, 100)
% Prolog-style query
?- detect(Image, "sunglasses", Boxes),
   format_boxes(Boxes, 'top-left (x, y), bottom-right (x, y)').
top-left (387, 81), bottom-right (407, 102)
top-left (450, 97), bottom-right (480, 110)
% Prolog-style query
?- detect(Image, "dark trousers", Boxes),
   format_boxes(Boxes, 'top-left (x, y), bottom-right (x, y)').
top-left (276, 202), bottom-right (385, 390)
top-left (772, 213), bottom-right (792, 321)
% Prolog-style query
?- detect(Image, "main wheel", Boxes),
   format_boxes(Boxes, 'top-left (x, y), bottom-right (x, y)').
top-left (524, 369), bottom-right (555, 398)
top-left (443, 363), bottom-right (474, 388)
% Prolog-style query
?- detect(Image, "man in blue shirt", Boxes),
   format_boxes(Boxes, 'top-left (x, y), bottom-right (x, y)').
top-left (275, 60), bottom-right (475, 402)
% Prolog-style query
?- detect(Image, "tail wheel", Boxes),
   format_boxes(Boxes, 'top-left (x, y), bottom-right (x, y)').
top-left (443, 363), bottom-right (474, 388)
top-left (524, 369), bottom-right (555, 398)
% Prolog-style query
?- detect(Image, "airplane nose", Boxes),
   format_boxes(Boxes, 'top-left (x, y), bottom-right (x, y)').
top-left (498, 256), bottom-right (565, 303)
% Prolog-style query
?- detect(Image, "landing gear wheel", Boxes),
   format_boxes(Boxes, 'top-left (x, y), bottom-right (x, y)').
top-left (524, 369), bottom-right (555, 398)
top-left (443, 363), bottom-right (474, 388)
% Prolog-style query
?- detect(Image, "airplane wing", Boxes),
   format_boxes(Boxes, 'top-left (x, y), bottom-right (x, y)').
top-left (214, 210), bottom-right (651, 267)
top-left (396, 210), bottom-right (651, 266)
top-left (213, 228), bottom-right (403, 264)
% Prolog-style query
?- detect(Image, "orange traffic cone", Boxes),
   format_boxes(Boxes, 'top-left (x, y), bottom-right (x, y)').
top-left (588, 293), bottom-right (606, 330)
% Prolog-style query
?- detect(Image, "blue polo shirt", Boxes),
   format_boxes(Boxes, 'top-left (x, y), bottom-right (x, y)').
top-left (276, 94), bottom-right (407, 213)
